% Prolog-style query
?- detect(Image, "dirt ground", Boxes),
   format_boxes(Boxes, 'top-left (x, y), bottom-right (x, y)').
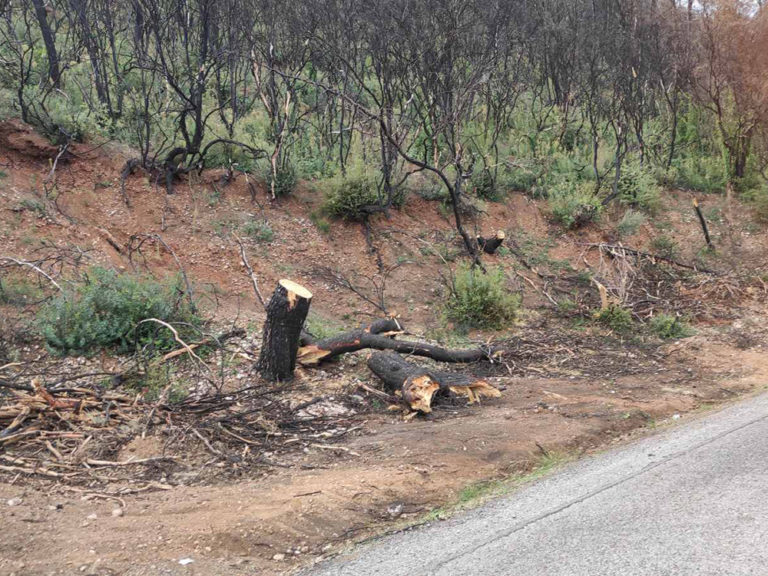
top-left (1, 120), bottom-right (768, 575)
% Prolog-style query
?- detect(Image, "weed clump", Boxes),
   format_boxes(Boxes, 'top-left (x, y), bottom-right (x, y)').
top-left (324, 170), bottom-right (404, 220)
top-left (471, 169), bottom-right (504, 202)
top-left (617, 161), bottom-right (661, 213)
top-left (594, 304), bottom-right (633, 332)
top-left (548, 180), bottom-right (602, 229)
top-left (444, 263), bottom-right (520, 330)
top-left (617, 209), bottom-right (647, 237)
top-left (241, 220), bottom-right (274, 242)
top-left (263, 164), bottom-right (297, 198)
top-left (39, 267), bottom-right (200, 355)
top-left (650, 235), bottom-right (679, 259)
top-left (649, 313), bottom-right (693, 340)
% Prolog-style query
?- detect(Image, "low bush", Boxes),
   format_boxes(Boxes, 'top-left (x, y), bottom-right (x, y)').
top-left (617, 209), bottom-right (647, 237)
top-left (267, 164), bottom-right (297, 198)
top-left (741, 184), bottom-right (768, 222)
top-left (38, 268), bottom-right (200, 355)
top-left (309, 210), bottom-right (331, 234)
top-left (471, 169), bottom-right (504, 202)
top-left (444, 263), bottom-right (520, 330)
top-left (617, 161), bottom-right (661, 213)
top-left (672, 156), bottom-right (727, 194)
top-left (650, 235), bottom-right (679, 259)
top-left (548, 180), bottom-right (602, 229)
top-left (323, 172), bottom-right (380, 220)
top-left (649, 313), bottom-right (693, 339)
top-left (498, 165), bottom-right (541, 195)
top-left (324, 170), bottom-right (405, 220)
top-left (241, 220), bottom-right (274, 242)
top-left (594, 304), bottom-right (633, 332)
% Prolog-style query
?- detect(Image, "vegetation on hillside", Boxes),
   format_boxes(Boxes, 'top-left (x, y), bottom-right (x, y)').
top-left (1, 0), bottom-right (766, 251)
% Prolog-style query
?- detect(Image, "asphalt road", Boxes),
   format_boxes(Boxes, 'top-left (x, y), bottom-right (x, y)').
top-left (305, 392), bottom-right (768, 576)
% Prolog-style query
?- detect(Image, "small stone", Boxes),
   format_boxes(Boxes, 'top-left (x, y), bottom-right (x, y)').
top-left (87, 513), bottom-right (98, 520)
top-left (272, 553), bottom-right (286, 561)
top-left (111, 508), bottom-right (124, 517)
top-left (387, 503), bottom-right (404, 518)
top-left (178, 558), bottom-right (194, 566)
top-left (7, 498), bottom-right (22, 507)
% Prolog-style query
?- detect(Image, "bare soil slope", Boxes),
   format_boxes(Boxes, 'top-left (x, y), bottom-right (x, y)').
top-left (1, 124), bottom-right (767, 575)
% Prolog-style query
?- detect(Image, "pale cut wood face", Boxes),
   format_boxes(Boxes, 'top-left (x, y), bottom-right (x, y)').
top-left (279, 279), bottom-right (313, 300)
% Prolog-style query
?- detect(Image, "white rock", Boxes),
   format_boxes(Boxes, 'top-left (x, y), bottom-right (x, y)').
top-left (111, 508), bottom-right (124, 517)
top-left (6, 498), bottom-right (22, 507)
top-left (272, 553), bottom-right (286, 561)
top-left (178, 558), bottom-right (194, 566)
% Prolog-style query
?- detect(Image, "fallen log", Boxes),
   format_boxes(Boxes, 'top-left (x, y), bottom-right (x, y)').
top-left (300, 317), bottom-right (402, 347)
top-left (257, 280), bottom-right (313, 381)
top-left (367, 351), bottom-right (501, 413)
top-left (477, 230), bottom-right (506, 254)
top-left (297, 323), bottom-right (497, 366)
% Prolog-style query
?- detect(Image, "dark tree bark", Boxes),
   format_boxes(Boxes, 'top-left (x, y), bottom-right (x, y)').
top-left (31, 0), bottom-right (61, 89)
top-left (477, 231), bottom-right (506, 254)
top-left (693, 198), bottom-right (713, 248)
top-left (257, 280), bottom-right (313, 381)
top-left (367, 351), bottom-right (500, 413)
top-left (299, 317), bottom-right (403, 347)
top-left (297, 327), bottom-right (497, 366)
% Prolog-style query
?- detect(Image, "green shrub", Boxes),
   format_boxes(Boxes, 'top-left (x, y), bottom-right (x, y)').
top-left (38, 268), bottom-right (200, 355)
top-left (309, 210), bottom-right (331, 234)
top-left (498, 165), bottom-right (541, 194)
top-left (594, 304), bottom-right (633, 332)
top-left (548, 180), bottom-right (602, 229)
top-left (471, 169), bottom-right (503, 202)
top-left (650, 235), bottom-right (679, 259)
top-left (649, 313), bottom-right (693, 340)
top-left (324, 171), bottom-right (404, 220)
top-left (617, 209), bottom-right (646, 237)
top-left (268, 164), bottom-right (297, 197)
top-left (444, 264), bottom-right (520, 330)
top-left (741, 184), bottom-right (768, 222)
top-left (672, 156), bottom-right (727, 194)
top-left (617, 161), bottom-right (661, 213)
top-left (241, 220), bottom-right (274, 242)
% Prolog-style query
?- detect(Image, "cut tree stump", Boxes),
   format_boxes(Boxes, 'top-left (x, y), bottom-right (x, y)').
top-left (297, 321), bottom-right (497, 366)
top-left (367, 351), bottom-right (501, 413)
top-left (257, 280), bottom-right (313, 381)
top-left (477, 230), bottom-right (506, 254)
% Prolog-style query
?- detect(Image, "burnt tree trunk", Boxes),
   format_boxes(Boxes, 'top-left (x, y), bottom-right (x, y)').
top-left (477, 231), bottom-right (506, 254)
top-left (693, 198), bottom-right (713, 249)
top-left (367, 351), bottom-right (500, 413)
top-left (257, 280), bottom-right (313, 381)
